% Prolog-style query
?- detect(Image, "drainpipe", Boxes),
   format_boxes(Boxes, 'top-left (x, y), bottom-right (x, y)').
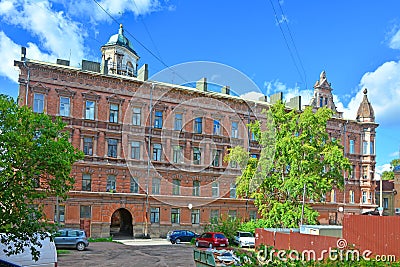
top-left (145, 83), bottom-right (154, 237)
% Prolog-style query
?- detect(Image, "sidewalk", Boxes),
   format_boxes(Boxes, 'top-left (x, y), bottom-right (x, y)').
top-left (116, 237), bottom-right (172, 246)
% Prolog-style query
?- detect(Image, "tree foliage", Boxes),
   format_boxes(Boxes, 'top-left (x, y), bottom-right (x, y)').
top-left (0, 94), bottom-right (83, 260)
top-left (381, 159), bottom-right (400, 181)
top-left (226, 102), bottom-right (351, 228)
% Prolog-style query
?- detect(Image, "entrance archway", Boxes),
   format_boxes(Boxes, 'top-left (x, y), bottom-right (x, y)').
top-left (110, 208), bottom-right (133, 237)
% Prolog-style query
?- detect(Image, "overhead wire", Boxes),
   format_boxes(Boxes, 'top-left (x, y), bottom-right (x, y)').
top-left (268, 0), bottom-right (307, 89)
top-left (92, 0), bottom-right (189, 84)
top-left (276, 0), bottom-right (308, 90)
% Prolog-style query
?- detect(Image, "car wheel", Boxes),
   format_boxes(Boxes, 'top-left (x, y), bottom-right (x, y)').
top-left (175, 238), bottom-right (181, 244)
top-left (195, 241), bottom-right (199, 247)
top-left (208, 243), bottom-right (213, 249)
top-left (76, 242), bottom-right (85, 251)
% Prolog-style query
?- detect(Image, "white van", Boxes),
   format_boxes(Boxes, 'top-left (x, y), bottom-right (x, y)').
top-left (0, 233), bottom-right (57, 267)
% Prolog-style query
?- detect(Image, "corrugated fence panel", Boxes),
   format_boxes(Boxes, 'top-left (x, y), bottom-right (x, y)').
top-left (343, 215), bottom-right (400, 259)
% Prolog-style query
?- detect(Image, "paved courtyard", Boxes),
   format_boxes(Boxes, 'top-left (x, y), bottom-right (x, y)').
top-left (57, 239), bottom-right (195, 267)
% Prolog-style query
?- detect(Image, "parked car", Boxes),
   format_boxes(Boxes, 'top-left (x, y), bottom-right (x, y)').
top-left (233, 231), bottom-right (255, 248)
top-left (54, 228), bottom-right (89, 251)
top-left (166, 230), bottom-right (199, 244)
top-left (195, 232), bottom-right (229, 248)
top-left (0, 233), bottom-right (57, 266)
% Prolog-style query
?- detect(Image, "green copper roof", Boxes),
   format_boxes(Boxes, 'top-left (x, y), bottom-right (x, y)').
top-left (104, 24), bottom-right (137, 56)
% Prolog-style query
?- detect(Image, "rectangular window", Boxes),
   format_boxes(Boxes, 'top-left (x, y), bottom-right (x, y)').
top-left (349, 139), bottom-right (355, 154)
top-left (153, 143), bottom-right (162, 161)
top-left (152, 178), bottom-right (161, 194)
top-left (83, 137), bottom-right (93, 156)
top-left (194, 117), bottom-right (202, 134)
top-left (249, 210), bottom-right (257, 221)
top-left (230, 183), bottom-right (236, 198)
top-left (54, 205), bottom-right (65, 223)
top-left (82, 174), bottom-right (91, 191)
top-left (107, 138), bottom-right (118, 158)
top-left (193, 180), bottom-right (200, 196)
top-left (154, 110), bottom-right (163, 129)
top-left (363, 141), bottom-right (368, 155)
top-left (351, 165), bottom-right (356, 179)
top-left (230, 160), bottom-right (238, 168)
top-left (174, 113), bottom-right (183, 131)
top-left (172, 179), bottom-right (180, 195)
top-left (228, 210), bottom-right (237, 218)
top-left (172, 146), bottom-right (183, 163)
top-left (130, 177), bottom-right (139, 193)
top-left (362, 166), bottom-right (368, 179)
top-left (231, 122), bottom-right (238, 138)
top-left (330, 189), bottom-right (336, 203)
top-left (131, 141), bottom-right (140, 159)
top-left (212, 182), bottom-right (219, 198)
top-left (59, 97), bottom-right (70, 117)
top-left (210, 209), bottom-right (219, 222)
top-left (132, 107), bottom-right (141, 126)
top-left (212, 150), bottom-right (221, 167)
top-left (106, 175), bottom-right (116, 192)
top-left (191, 209), bottom-right (200, 224)
top-left (109, 103), bottom-right (119, 123)
top-left (33, 93), bottom-right (44, 113)
top-left (383, 198), bottom-right (389, 209)
top-left (193, 147), bottom-right (201, 165)
top-left (85, 100), bottom-right (95, 120)
top-left (362, 191), bottom-right (367, 204)
top-left (213, 120), bottom-right (221, 135)
top-left (319, 96), bottom-right (323, 107)
top-left (171, 208), bottom-right (180, 224)
top-left (370, 141), bottom-right (374, 155)
top-left (349, 190), bottom-right (355, 204)
top-left (80, 205), bottom-right (91, 219)
top-left (150, 207), bottom-right (160, 223)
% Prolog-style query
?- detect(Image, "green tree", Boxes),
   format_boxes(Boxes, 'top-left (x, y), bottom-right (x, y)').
top-left (0, 95), bottom-right (83, 260)
top-left (381, 159), bottom-right (400, 180)
top-left (227, 102), bottom-right (351, 228)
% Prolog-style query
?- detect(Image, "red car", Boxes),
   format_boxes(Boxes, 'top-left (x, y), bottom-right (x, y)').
top-left (195, 232), bottom-right (229, 248)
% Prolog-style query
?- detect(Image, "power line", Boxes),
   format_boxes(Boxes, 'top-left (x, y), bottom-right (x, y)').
top-left (268, 0), bottom-right (307, 89)
top-left (276, 0), bottom-right (308, 90)
top-left (92, 0), bottom-right (189, 83)
top-left (130, 0), bottom-right (164, 62)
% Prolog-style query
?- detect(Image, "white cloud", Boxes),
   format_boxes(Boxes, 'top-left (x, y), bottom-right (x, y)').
top-left (388, 26), bottom-right (400, 49)
top-left (389, 151), bottom-right (400, 157)
top-left (342, 60), bottom-right (400, 126)
top-left (376, 164), bottom-right (391, 174)
top-left (65, 0), bottom-right (164, 23)
top-left (263, 80), bottom-right (313, 106)
top-left (0, 0), bottom-right (86, 67)
top-left (240, 91), bottom-right (264, 101)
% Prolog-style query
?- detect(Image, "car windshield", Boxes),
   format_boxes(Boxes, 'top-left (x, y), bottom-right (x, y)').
top-left (240, 232), bottom-right (253, 237)
top-left (215, 234), bottom-right (225, 239)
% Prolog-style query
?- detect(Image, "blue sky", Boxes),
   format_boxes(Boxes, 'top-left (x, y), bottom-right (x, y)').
top-left (1, 0), bottom-right (400, 172)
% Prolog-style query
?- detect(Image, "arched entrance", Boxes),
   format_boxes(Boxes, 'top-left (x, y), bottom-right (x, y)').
top-left (110, 208), bottom-right (133, 237)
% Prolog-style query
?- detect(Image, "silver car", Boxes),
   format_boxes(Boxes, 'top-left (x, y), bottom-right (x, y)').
top-left (54, 229), bottom-right (89, 251)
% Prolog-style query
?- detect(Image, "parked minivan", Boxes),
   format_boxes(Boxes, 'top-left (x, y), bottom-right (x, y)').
top-left (0, 233), bottom-right (57, 267)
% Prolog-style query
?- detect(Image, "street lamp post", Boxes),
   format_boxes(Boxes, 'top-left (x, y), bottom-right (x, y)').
top-left (372, 171), bottom-right (383, 216)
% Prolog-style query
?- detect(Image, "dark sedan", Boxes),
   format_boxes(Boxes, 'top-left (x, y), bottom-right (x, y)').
top-left (167, 230), bottom-right (199, 244)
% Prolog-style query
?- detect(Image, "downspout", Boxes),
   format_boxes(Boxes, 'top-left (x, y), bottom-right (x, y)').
top-left (145, 83), bottom-right (154, 237)
top-left (21, 47), bottom-right (30, 106)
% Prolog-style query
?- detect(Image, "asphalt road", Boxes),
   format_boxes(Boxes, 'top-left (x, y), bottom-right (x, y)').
top-left (57, 239), bottom-right (196, 267)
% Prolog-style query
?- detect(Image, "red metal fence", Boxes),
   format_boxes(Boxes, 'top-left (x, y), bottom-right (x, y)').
top-left (255, 215), bottom-right (400, 261)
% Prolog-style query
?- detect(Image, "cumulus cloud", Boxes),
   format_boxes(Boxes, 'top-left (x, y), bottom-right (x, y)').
top-left (388, 25), bottom-right (400, 49)
top-left (0, 0), bottom-right (86, 67)
top-left (376, 163), bottom-right (391, 174)
top-left (263, 80), bottom-right (314, 107)
top-left (342, 60), bottom-right (400, 126)
top-left (65, 0), bottom-right (166, 23)
top-left (0, 31), bottom-right (55, 83)
top-left (240, 91), bottom-right (264, 101)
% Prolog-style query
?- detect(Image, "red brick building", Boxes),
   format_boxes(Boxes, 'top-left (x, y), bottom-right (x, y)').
top-left (14, 26), bottom-right (377, 237)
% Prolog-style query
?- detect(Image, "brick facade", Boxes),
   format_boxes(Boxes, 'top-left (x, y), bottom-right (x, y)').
top-left (14, 31), bottom-right (377, 237)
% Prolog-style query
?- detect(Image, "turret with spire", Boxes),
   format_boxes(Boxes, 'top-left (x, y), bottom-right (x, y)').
top-left (356, 88), bottom-right (375, 123)
top-left (101, 24), bottom-right (139, 77)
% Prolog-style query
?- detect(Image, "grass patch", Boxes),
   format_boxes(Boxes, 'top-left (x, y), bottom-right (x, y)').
top-left (57, 250), bottom-right (71, 255)
top-left (88, 236), bottom-right (113, 242)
